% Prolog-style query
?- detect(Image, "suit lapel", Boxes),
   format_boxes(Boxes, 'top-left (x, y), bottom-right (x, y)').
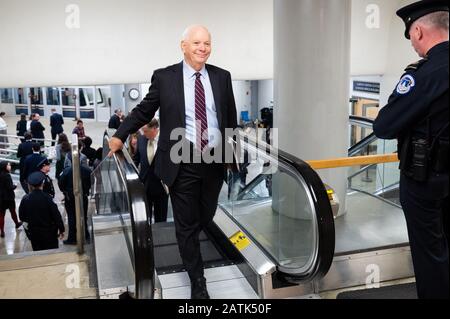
top-left (172, 62), bottom-right (186, 128)
top-left (207, 65), bottom-right (223, 130)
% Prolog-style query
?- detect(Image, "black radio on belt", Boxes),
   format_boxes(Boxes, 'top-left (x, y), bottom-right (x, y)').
top-left (410, 138), bottom-right (429, 182)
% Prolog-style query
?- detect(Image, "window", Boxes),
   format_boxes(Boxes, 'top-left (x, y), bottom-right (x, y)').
top-left (14, 88), bottom-right (28, 104)
top-left (30, 88), bottom-right (43, 105)
top-left (47, 87), bottom-right (60, 105)
top-left (1, 88), bottom-right (13, 103)
top-left (61, 88), bottom-right (76, 106)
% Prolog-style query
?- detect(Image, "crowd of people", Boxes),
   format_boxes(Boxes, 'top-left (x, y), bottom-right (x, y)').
top-left (0, 109), bottom-right (105, 250)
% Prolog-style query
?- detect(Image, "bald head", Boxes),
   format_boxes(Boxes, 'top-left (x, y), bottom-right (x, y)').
top-left (182, 25), bottom-right (211, 41)
top-left (181, 25), bottom-right (212, 71)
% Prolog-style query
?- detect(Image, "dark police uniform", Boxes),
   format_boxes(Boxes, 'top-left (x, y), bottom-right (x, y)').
top-left (373, 0), bottom-right (449, 299)
top-left (18, 172), bottom-right (65, 251)
top-left (37, 158), bottom-right (55, 198)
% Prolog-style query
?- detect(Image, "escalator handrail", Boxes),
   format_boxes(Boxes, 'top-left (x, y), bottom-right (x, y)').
top-left (101, 131), bottom-right (155, 299)
top-left (348, 133), bottom-right (377, 157)
top-left (237, 132), bottom-right (335, 282)
top-left (349, 115), bottom-right (374, 129)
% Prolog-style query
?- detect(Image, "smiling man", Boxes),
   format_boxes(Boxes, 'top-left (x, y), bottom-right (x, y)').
top-left (109, 25), bottom-right (238, 299)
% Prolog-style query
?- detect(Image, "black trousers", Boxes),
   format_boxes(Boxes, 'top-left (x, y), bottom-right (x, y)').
top-left (65, 195), bottom-right (90, 243)
top-left (146, 189), bottom-right (169, 223)
top-left (400, 173), bottom-right (449, 299)
top-left (31, 237), bottom-right (58, 251)
top-left (170, 162), bottom-right (224, 281)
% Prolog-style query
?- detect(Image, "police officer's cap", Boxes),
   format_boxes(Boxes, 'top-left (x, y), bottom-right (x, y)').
top-left (397, 0), bottom-right (449, 39)
top-left (27, 171), bottom-right (46, 187)
top-left (37, 158), bottom-right (50, 169)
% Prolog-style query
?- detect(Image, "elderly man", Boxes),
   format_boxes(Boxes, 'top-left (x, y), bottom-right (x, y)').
top-left (109, 25), bottom-right (237, 299)
top-left (373, 0), bottom-right (449, 299)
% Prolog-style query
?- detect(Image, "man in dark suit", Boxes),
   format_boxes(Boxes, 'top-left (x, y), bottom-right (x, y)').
top-left (23, 143), bottom-right (46, 193)
top-left (108, 109), bottom-right (123, 130)
top-left (49, 108), bottom-right (64, 145)
top-left (30, 113), bottom-right (45, 146)
top-left (133, 119), bottom-right (169, 223)
top-left (17, 132), bottom-right (34, 192)
top-left (109, 25), bottom-right (237, 299)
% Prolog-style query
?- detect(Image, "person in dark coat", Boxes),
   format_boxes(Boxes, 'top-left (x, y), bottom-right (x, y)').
top-left (133, 119), bottom-right (169, 223)
top-left (373, 1), bottom-right (449, 299)
top-left (17, 132), bottom-right (34, 192)
top-left (81, 136), bottom-right (97, 167)
top-left (49, 108), bottom-right (64, 145)
top-left (16, 113), bottom-right (28, 141)
top-left (38, 158), bottom-right (55, 198)
top-left (0, 162), bottom-right (22, 238)
top-left (30, 113), bottom-right (45, 145)
top-left (19, 172), bottom-right (64, 251)
top-left (108, 109), bottom-right (123, 130)
top-left (23, 143), bottom-right (46, 192)
top-left (58, 161), bottom-right (92, 244)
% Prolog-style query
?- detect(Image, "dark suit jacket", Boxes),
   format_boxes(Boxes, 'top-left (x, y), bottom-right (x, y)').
top-left (17, 140), bottom-right (34, 179)
top-left (30, 120), bottom-right (45, 139)
top-left (114, 62), bottom-right (238, 187)
top-left (108, 114), bottom-right (121, 130)
top-left (133, 135), bottom-right (164, 195)
top-left (50, 113), bottom-right (64, 134)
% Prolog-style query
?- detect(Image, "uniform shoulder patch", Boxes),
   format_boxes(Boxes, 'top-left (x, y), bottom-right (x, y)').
top-left (396, 74), bottom-right (415, 95)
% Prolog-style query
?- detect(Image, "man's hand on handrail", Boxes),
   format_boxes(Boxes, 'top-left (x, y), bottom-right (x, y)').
top-left (108, 137), bottom-right (124, 157)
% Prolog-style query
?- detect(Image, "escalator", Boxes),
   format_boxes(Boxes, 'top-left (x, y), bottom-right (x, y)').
top-left (92, 129), bottom-right (336, 299)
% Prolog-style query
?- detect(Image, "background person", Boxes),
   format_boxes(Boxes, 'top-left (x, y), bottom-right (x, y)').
top-left (19, 172), bottom-right (65, 251)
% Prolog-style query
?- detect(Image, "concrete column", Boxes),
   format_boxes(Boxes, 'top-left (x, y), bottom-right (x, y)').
top-left (274, 0), bottom-right (351, 217)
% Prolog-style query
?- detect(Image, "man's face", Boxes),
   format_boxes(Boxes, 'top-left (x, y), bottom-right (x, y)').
top-left (409, 23), bottom-right (426, 58)
top-left (181, 27), bottom-right (211, 70)
top-left (40, 164), bottom-right (50, 174)
top-left (143, 126), bottom-right (159, 140)
top-left (78, 122), bottom-right (83, 128)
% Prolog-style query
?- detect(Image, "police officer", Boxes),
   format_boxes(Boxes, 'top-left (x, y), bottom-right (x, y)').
top-left (37, 158), bottom-right (55, 198)
top-left (18, 172), bottom-right (65, 251)
top-left (373, 0), bottom-right (449, 299)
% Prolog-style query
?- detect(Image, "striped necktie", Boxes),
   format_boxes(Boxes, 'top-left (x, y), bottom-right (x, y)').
top-left (195, 72), bottom-right (209, 152)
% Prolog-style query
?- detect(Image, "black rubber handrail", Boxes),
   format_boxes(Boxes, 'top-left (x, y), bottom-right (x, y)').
top-left (235, 134), bottom-right (335, 283)
top-left (102, 131), bottom-right (155, 299)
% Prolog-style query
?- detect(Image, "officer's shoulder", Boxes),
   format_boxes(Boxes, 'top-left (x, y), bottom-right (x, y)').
top-left (404, 58), bottom-right (428, 72)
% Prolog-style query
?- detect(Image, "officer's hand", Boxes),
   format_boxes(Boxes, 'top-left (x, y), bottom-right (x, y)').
top-left (59, 232), bottom-right (65, 240)
top-left (108, 137), bottom-right (124, 157)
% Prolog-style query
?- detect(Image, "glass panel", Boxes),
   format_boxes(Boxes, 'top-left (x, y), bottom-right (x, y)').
top-left (61, 88), bottom-right (76, 118)
top-left (14, 88), bottom-right (28, 104)
top-left (96, 86), bottom-right (111, 108)
top-left (218, 137), bottom-right (318, 273)
top-left (46, 87), bottom-right (60, 105)
top-left (1, 88), bottom-right (13, 103)
top-left (79, 88), bottom-right (95, 119)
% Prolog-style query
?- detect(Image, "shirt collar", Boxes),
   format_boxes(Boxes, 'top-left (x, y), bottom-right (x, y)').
top-left (183, 60), bottom-right (207, 79)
